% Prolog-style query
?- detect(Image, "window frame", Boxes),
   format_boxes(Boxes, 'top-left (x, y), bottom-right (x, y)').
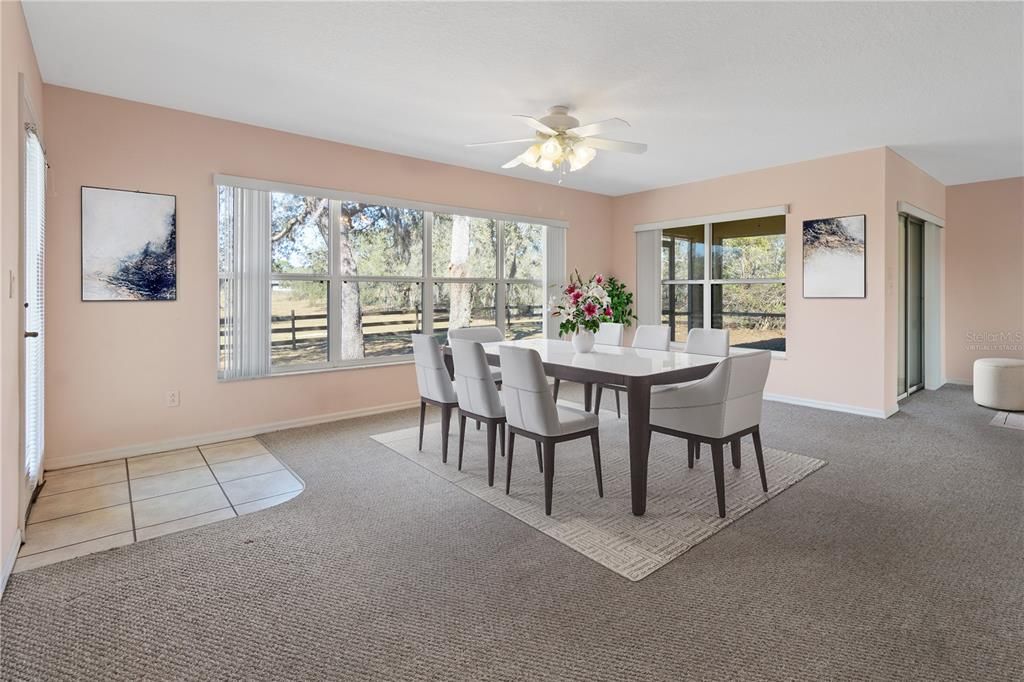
top-left (660, 221), bottom-right (787, 356)
top-left (216, 177), bottom-right (556, 377)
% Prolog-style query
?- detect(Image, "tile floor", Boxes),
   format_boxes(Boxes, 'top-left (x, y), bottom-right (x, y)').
top-left (14, 437), bottom-right (303, 573)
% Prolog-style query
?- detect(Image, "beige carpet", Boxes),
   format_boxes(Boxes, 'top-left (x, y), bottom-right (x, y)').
top-left (372, 405), bottom-right (825, 581)
top-left (990, 410), bottom-right (1024, 430)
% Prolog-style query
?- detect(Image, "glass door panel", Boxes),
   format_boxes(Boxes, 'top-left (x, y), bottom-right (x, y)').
top-left (906, 218), bottom-right (924, 392)
top-left (898, 215), bottom-right (907, 397)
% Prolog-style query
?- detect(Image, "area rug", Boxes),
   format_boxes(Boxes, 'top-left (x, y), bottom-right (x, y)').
top-left (990, 411), bottom-right (1024, 430)
top-left (372, 406), bottom-right (826, 581)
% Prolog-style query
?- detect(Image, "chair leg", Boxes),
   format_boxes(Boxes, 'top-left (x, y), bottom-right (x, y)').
top-left (535, 440), bottom-right (544, 473)
top-left (752, 426), bottom-right (768, 493)
top-left (695, 442), bottom-right (701, 460)
top-left (476, 420), bottom-right (481, 431)
top-left (731, 439), bottom-right (742, 469)
top-left (486, 422), bottom-right (497, 487)
top-left (590, 431), bottom-right (604, 498)
top-left (457, 413), bottom-right (467, 470)
top-left (440, 404), bottom-right (452, 464)
top-left (505, 432), bottom-right (516, 495)
top-left (418, 400), bottom-right (426, 451)
top-left (498, 422), bottom-right (505, 458)
top-left (711, 442), bottom-right (726, 518)
top-left (543, 440), bottom-right (556, 516)
top-left (594, 385), bottom-right (604, 414)
top-left (552, 378), bottom-right (561, 402)
top-left (687, 439), bottom-right (695, 469)
top-left (615, 389), bottom-right (621, 419)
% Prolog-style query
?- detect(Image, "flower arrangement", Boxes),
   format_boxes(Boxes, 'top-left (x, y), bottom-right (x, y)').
top-left (551, 270), bottom-right (613, 337)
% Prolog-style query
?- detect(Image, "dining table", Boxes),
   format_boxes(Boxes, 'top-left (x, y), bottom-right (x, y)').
top-left (442, 338), bottom-right (732, 516)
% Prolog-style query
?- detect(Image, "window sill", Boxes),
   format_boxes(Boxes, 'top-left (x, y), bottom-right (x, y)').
top-left (671, 342), bottom-right (786, 360)
top-left (219, 356), bottom-right (415, 382)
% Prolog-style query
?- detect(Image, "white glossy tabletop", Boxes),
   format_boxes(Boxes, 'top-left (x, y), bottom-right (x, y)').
top-left (479, 338), bottom-right (744, 377)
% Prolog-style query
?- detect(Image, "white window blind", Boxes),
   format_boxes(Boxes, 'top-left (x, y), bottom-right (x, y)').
top-left (635, 229), bottom-right (662, 325)
top-left (544, 226), bottom-right (567, 339)
top-left (219, 187), bottom-right (272, 380)
top-left (24, 127), bottom-right (46, 488)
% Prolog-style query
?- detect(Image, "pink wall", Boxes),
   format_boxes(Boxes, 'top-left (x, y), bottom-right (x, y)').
top-left (41, 85), bottom-right (612, 467)
top-left (1, 0), bottom-right (43, 585)
top-left (609, 149), bottom-right (892, 414)
top-left (883, 149), bottom-right (946, 413)
top-left (945, 177), bottom-right (1024, 382)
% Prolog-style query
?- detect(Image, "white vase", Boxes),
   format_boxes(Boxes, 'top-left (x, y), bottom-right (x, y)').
top-left (572, 330), bottom-right (595, 353)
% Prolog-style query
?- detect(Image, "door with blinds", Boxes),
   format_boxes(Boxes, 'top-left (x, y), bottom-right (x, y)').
top-left (21, 123), bottom-right (46, 524)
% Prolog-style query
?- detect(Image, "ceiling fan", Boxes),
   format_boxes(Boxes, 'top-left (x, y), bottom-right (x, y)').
top-left (467, 105), bottom-right (647, 178)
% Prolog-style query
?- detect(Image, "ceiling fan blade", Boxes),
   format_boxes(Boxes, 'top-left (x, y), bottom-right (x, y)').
top-left (582, 137), bottom-right (648, 154)
top-left (466, 138), bottom-right (535, 148)
top-left (501, 156), bottom-right (524, 169)
top-left (566, 117), bottom-right (630, 138)
top-left (512, 115), bottom-right (557, 136)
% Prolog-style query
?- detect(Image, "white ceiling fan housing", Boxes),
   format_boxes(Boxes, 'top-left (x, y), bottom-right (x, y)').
top-left (469, 105), bottom-right (648, 178)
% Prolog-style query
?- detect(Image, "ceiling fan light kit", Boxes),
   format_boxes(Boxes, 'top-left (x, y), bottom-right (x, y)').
top-left (473, 105), bottom-right (647, 181)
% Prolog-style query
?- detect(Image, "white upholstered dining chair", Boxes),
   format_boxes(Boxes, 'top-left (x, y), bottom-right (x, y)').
top-left (684, 328), bottom-right (730, 357)
top-left (412, 333), bottom-right (459, 464)
top-left (648, 350), bottom-right (772, 517)
top-left (451, 339), bottom-right (506, 486)
top-left (677, 328), bottom-right (730, 462)
top-left (448, 325), bottom-right (504, 385)
top-left (553, 322), bottom-right (624, 403)
top-left (594, 324), bottom-right (671, 418)
top-left (500, 345), bottom-right (604, 516)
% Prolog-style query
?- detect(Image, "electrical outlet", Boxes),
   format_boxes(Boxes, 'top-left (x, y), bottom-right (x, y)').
top-left (166, 390), bottom-right (180, 408)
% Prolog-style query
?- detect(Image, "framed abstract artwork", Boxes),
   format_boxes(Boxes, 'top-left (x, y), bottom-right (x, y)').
top-left (802, 214), bottom-right (866, 298)
top-left (81, 186), bottom-right (177, 301)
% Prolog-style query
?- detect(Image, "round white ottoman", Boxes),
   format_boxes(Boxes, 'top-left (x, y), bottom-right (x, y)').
top-left (973, 358), bottom-right (1024, 411)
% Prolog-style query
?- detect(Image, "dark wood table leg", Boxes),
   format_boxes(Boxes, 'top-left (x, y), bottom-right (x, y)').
top-left (625, 376), bottom-right (652, 516)
top-left (583, 382), bottom-right (593, 412)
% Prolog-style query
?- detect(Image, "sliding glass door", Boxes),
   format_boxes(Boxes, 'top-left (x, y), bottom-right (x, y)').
top-left (898, 214), bottom-right (924, 398)
top-left (660, 215), bottom-right (786, 351)
top-left (22, 124), bottom-right (46, 524)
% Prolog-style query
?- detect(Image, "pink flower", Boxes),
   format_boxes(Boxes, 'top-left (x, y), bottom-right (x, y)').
top-left (583, 301), bottom-right (599, 319)
top-left (595, 274), bottom-right (604, 285)
top-left (570, 289), bottom-right (583, 305)
top-left (604, 306), bottom-right (613, 317)
top-left (564, 284), bottom-right (576, 295)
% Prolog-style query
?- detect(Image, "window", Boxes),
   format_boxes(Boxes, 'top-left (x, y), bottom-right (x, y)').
top-left (660, 215), bottom-right (786, 352)
top-left (217, 180), bottom-right (554, 378)
top-left (337, 202), bottom-right (424, 361)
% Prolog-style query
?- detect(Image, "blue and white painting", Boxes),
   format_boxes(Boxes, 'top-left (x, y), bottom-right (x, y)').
top-left (82, 187), bottom-right (176, 301)
top-left (802, 214), bottom-right (865, 298)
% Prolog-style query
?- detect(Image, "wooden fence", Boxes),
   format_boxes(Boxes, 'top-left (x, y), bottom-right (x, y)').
top-left (261, 306), bottom-right (544, 350)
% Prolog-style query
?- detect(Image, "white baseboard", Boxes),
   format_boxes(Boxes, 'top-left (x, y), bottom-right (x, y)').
top-left (945, 379), bottom-right (972, 386)
top-left (764, 393), bottom-right (889, 419)
top-left (45, 399), bottom-right (421, 472)
top-left (1, 529), bottom-right (23, 597)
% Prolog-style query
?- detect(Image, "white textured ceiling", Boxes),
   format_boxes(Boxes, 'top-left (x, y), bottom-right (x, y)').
top-left (23, 1), bottom-right (1024, 196)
